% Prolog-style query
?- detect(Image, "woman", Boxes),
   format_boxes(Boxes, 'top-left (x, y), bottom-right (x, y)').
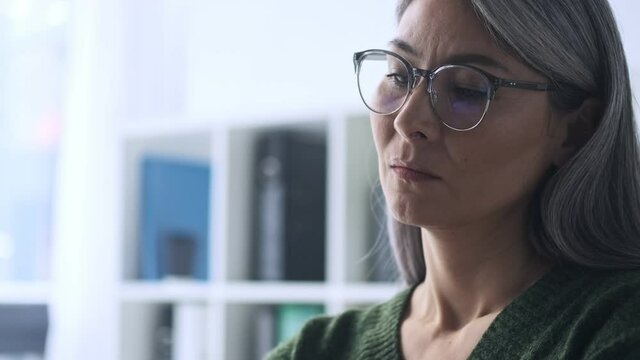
top-left (267, 0), bottom-right (640, 358)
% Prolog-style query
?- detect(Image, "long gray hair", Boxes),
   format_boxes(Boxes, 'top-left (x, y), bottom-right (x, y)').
top-left (389, 0), bottom-right (640, 285)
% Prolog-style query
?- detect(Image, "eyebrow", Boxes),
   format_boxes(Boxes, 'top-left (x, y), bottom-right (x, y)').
top-left (446, 53), bottom-right (510, 73)
top-left (389, 38), bottom-right (420, 57)
top-left (389, 38), bottom-right (510, 74)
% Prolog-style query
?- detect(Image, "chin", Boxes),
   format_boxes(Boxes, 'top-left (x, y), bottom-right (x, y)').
top-left (386, 193), bottom-right (459, 229)
top-left (387, 195), bottom-right (429, 227)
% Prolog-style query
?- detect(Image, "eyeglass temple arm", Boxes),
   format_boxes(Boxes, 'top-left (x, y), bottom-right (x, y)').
top-left (494, 79), bottom-right (556, 91)
top-left (353, 51), bottom-right (373, 73)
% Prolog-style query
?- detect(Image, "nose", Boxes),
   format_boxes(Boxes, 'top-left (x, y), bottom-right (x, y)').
top-left (392, 77), bottom-right (442, 142)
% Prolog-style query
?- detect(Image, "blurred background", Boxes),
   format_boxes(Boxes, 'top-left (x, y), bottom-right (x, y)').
top-left (0, 0), bottom-right (638, 359)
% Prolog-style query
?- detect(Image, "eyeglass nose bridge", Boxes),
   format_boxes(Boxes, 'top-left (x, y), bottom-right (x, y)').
top-left (401, 67), bottom-right (440, 116)
top-left (410, 68), bottom-right (435, 94)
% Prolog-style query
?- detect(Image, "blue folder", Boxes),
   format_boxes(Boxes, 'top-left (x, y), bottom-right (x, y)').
top-left (139, 156), bottom-right (211, 280)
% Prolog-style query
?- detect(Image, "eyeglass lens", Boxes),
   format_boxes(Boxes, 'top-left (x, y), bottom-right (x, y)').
top-left (357, 52), bottom-right (492, 130)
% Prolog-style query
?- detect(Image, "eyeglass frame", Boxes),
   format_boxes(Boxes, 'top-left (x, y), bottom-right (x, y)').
top-left (353, 49), bottom-right (557, 131)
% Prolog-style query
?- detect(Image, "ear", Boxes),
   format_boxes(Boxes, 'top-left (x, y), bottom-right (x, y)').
top-left (551, 98), bottom-right (601, 167)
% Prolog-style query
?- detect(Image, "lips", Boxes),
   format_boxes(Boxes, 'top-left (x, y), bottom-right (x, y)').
top-left (390, 160), bottom-right (441, 182)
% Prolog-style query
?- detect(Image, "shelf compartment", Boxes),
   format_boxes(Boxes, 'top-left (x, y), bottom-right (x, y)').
top-left (120, 301), bottom-right (209, 360)
top-left (225, 302), bottom-right (325, 360)
top-left (224, 121), bottom-right (328, 282)
top-left (121, 132), bottom-right (213, 282)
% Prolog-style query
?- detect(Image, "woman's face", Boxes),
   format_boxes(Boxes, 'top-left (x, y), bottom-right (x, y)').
top-left (373, 0), bottom-right (567, 229)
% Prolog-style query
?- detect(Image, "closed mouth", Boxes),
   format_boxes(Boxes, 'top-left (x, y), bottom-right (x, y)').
top-left (390, 164), bottom-right (441, 181)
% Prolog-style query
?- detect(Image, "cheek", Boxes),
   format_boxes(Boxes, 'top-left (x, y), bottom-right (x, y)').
top-left (370, 115), bottom-right (417, 220)
top-left (370, 102), bottom-right (558, 227)
top-left (447, 116), bottom-right (555, 216)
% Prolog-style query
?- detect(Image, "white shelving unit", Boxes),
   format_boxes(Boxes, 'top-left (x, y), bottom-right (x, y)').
top-left (116, 111), bottom-right (403, 360)
top-left (0, 282), bottom-right (51, 304)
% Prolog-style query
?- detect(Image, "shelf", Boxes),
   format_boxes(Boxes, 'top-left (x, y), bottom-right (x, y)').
top-left (119, 280), bottom-right (402, 306)
top-left (342, 282), bottom-right (404, 304)
top-left (115, 111), bottom-right (397, 360)
top-left (222, 282), bottom-right (329, 304)
top-left (0, 282), bottom-right (50, 304)
top-left (118, 108), bottom-right (362, 139)
top-left (119, 118), bottom-right (216, 139)
top-left (120, 280), bottom-right (209, 303)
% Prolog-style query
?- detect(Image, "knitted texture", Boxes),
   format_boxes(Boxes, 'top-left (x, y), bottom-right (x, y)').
top-left (265, 263), bottom-right (640, 359)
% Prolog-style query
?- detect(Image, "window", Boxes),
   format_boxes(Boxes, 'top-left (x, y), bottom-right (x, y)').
top-left (0, 0), bottom-right (70, 282)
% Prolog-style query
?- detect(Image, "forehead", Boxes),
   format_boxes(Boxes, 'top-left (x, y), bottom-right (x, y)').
top-left (396, 0), bottom-right (504, 64)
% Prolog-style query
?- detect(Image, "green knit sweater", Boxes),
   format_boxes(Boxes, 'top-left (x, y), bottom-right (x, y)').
top-left (265, 263), bottom-right (640, 359)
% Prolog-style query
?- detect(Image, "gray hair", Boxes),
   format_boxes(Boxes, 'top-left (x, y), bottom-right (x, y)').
top-left (389, 0), bottom-right (640, 285)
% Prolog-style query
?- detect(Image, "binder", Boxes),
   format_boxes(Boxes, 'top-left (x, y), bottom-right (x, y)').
top-left (153, 306), bottom-right (173, 360)
top-left (139, 156), bottom-right (210, 280)
top-left (254, 305), bottom-right (277, 360)
top-left (252, 130), bottom-right (326, 281)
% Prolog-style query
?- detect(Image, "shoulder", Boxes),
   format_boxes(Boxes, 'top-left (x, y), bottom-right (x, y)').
top-left (539, 263), bottom-right (640, 310)
top-left (578, 266), bottom-right (640, 309)
top-left (550, 265), bottom-right (640, 327)
top-left (567, 266), bottom-right (640, 358)
top-left (265, 285), bottom-right (414, 360)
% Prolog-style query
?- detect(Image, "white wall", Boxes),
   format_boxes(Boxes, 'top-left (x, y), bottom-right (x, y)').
top-left (610, 0), bottom-right (640, 116)
top-left (117, 0), bottom-right (399, 121)
top-left (186, 0), bottom-right (397, 118)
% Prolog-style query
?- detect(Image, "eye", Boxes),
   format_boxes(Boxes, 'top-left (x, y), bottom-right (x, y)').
top-left (385, 72), bottom-right (409, 88)
top-left (451, 86), bottom-right (488, 101)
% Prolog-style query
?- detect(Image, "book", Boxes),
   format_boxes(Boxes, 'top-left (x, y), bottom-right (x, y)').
top-left (251, 130), bottom-right (327, 281)
top-left (275, 304), bottom-right (324, 343)
top-left (152, 306), bottom-right (172, 360)
top-left (254, 305), bottom-right (277, 360)
top-left (139, 155), bottom-right (210, 281)
top-left (254, 304), bottom-right (324, 359)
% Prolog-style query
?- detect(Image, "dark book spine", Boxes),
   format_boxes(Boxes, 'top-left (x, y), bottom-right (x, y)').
top-left (254, 134), bottom-right (287, 280)
top-left (284, 134), bottom-right (326, 281)
top-left (254, 305), bottom-right (276, 359)
top-left (253, 131), bottom-right (327, 281)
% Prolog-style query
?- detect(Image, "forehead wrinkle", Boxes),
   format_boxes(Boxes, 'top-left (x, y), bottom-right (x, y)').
top-left (395, 0), bottom-right (511, 71)
top-left (396, 0), bottom-right (475, 66)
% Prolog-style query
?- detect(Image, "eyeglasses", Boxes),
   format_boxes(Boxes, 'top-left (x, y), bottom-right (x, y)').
top-left (353, 49), bottom-right (556, 131)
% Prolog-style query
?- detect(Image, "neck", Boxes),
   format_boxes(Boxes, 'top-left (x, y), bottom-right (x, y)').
top-left (413, 206), bottom-right (551, 330)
